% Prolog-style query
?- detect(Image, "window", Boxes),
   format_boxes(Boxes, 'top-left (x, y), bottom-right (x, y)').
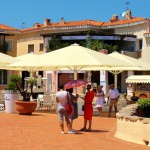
top-left (139, 39), bottom-right (143, 50)
top-left (28, 44), bottom-right (34, 53)
top-left (38, 71), bottom-right (43, 77)
top-left (39, 43), bottom-right (44, 51)
top-left (5, 39), bottom-right (13, 51)
top-left (0, 70), bottom-right (7, 84)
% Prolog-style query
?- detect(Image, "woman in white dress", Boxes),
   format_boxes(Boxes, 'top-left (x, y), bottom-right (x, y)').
top-left (95, 85), bottom-right (105, 117)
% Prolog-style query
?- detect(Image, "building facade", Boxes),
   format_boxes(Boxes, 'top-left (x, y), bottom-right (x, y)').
top-left (1, 9), bottom-right (150, 93)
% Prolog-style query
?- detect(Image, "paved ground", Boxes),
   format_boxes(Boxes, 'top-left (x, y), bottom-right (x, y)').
top-left (0, 111), bottom-right (149, 150)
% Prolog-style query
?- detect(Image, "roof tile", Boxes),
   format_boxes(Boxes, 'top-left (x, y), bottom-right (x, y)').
top-left (103, 17), bottom-right (148, 27)
top-left (0, 24), bottom-right (18, 31)
top-left (21, 20), bottom-right (104, 32)
top-left (20, 17), bottom-right (149, 32)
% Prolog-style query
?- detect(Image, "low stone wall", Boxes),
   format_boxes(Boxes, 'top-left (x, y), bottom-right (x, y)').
top-left (115, 104), bottom-right (150, 146)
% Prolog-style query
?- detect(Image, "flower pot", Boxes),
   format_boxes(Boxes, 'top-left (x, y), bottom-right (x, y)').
top-left (4, 92), bottom-right (19, 113)
top-left (15, 100), bottom-right (37, 115)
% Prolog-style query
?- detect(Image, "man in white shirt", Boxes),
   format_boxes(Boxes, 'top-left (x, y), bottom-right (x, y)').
top-left (56, 84), bottom-right (74, 134)
top-left (107, 84), bottom-right (120, 117)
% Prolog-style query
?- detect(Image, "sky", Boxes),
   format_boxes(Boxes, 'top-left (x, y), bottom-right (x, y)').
top-left (0, 0), bottom-right (150, 29)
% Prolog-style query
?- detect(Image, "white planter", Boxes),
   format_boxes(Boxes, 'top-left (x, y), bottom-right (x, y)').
top-left (4, 92), bottom-right (19, 113)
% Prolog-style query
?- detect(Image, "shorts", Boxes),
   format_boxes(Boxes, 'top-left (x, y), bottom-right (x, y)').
top-left (57, 107), bottom-right (70, 123)
top-left (110, 99), bottom-right (118, 107)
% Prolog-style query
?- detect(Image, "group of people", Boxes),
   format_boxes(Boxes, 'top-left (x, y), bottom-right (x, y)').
top-left (56, 84), bottom-right (96, 134)
top-left (55, 84), bottom-right (79, 134)
top-left (55, 83), bottom-right (138, 134)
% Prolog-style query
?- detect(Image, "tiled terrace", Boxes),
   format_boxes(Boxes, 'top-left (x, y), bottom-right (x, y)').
top-left (0, 111), bottom-right (149, 150)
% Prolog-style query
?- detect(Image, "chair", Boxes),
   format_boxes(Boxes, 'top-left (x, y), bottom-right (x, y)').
top-left (41, 95), bottom-right (52, 111)
top-left (50, 94), bottom-right (56, 110)
top-left (36, 94), bottom-right (44, 110)
top-left (0, 94), bottom-right (5, 111)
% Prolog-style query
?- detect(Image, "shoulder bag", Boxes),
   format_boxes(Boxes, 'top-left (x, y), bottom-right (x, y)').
top-left (65, 92), bottom-right (73, 115)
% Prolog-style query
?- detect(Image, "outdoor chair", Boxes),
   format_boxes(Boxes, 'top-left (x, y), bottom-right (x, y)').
top-left (50, 94), bottom-right (56, 110)
top-left (0, 94), bottom-right (5, 111)
top-left (36, 94), bottom-right (44, 110)
top-left (40, 95), bottom-right (52, 111)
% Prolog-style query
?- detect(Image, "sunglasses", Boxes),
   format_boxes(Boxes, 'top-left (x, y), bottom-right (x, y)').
top-left (86, 88), bottom-right (90, 89)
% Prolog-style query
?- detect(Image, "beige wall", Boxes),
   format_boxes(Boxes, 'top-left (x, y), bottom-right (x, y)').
top-left (16, 30), bottom-right (53, 56)
top-left (115, 21), bottom-right (150, 63)
top-left (116, 116), bottom-right (150, 146)
top-left (17, 32), bottom-right (45, 56)
top-left (142, 38), bottom-right (150, 62)
top-left (115, 22), bottom-right (148, 51)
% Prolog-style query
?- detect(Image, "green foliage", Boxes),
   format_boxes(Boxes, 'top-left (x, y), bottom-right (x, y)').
top-left (137, 98), bottom-right (150, 109)
top-left (10, 74), bottom-right (22, 83)
top-left (47, 35), bottom-right (70, 52)
top-left (81, 40), bottom-right (119, 53)
top-left (4, 75), bottom-right (20, 91)
top-left (7, 74), bottom-right (36, 101)
top-left (47, 35), bottom-right (120, 53)
top-left (7, 82), bottom-right (17, 91)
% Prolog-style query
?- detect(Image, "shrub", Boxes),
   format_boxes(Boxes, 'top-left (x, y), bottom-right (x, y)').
top-left (137, 98), bottom-right (150, 118)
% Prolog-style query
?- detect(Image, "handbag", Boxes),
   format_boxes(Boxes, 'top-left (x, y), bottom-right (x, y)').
top-left (82, 105), bottom-right (84, 111)
top-left (65, 92), bottom-right (73, 115)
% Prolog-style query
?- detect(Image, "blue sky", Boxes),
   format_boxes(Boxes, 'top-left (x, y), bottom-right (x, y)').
top-left (1, 0), bottom-right (149, 29)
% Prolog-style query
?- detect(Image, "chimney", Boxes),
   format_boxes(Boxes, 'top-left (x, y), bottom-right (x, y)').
top-left (44, 18), bottom-right (51, 26)
top-left (34, 23), bottom-right (41, 28)
top-left (110, 14), bottom-right (119, 22)
top-left (125, 10), bottom-right (132, 20)
top-left (60, 17), bottom-right (65, 25)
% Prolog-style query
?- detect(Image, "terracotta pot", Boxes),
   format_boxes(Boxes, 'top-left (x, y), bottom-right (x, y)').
top-left (15, 100), bottom-right (37, 115)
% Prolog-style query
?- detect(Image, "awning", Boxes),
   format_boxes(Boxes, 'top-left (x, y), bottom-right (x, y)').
top-left (126, 75), bottom-right (150, 83)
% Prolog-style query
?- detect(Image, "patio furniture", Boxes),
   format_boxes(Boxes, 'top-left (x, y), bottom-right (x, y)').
top-left (0, 94), bottom-right (5, 111)
top-left (40, 95), bottom-right (52, 111)
top-left (36, 94), bottom-right (44, 110)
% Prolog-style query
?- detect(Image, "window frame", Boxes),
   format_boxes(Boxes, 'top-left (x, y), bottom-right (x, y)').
top-left (28, 44), bottom-right (34, 53)
top-left (39, 43), bottom-right (44, 51)
top-left (5, 39), bottom-right (13, 51)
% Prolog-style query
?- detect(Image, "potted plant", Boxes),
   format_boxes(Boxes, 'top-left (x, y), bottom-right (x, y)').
top-left (4, 77), bottom-right (20, 113)
top-left (9, 74), bottom-right (37, 115)
top-left (136, 98), bottom-right (150, 118)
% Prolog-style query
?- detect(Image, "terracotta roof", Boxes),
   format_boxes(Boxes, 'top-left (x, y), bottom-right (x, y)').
top-left (21, 20), bottom-right (104, 32)
top-left (20, 17), bottom-right (149, 33)
top-left (52, 20), bottom-right (104, 27)
top-left (0, 24), bottom-right (19, 31)
top-left (102, 17), bottom-right (148, 28)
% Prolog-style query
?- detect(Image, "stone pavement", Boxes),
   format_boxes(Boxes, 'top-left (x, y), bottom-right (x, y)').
top-left (0, 111), bottom-right (149, 150)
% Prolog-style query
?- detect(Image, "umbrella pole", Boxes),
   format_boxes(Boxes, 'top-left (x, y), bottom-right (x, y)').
top-left (114, 74), bottom-right (117, 88)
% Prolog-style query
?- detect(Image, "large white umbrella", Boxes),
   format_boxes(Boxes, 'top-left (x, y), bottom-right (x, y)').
top-left (16, 53), bottom-right (38, 61)
top-left (7, 44), bottom-right (138, 82)
top-left (108, 51), bottom-right (150, 87)
top-left (0, 52), bottom-right (18, 68)
top-left (6, 53), bottom-right (42, 72)
top-left (82, 51), bottom-right (150, 87)
top-left (108, 51), bottom-right (150, 70)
